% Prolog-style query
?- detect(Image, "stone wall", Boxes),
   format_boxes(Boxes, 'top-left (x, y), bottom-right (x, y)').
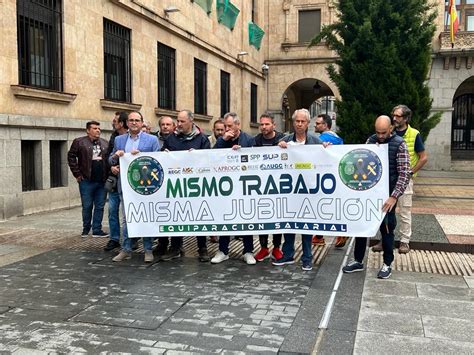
top-left (0, 0), bottom-right (267, 219)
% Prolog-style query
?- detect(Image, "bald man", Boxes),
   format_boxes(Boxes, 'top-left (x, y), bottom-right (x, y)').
top-left (342, 115), bottom-right (410, 279)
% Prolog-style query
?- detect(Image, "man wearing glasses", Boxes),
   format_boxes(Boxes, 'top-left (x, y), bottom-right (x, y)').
top-left (109, 111), bottom-right (160, 263)
top-left (373, 105), bottom-right (427, 254)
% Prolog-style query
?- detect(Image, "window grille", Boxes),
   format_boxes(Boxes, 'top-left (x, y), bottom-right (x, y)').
top-left (103, 18), bottom-right (131, 102)
top-left (220, 70), bottom-right (230, 118)
top-left (158, 43), bottom-right (176, 110)
top-left (22, 140), bottom-right (38, 191)
top-left (17, 0), bottom-right (63, 90)
top-left (451, 94), bottom-right (474, 153)
top-left (251, 83), bottom-right (258, 124)
top-left (50, 140), bottom-right (66, 188)
top-left (194, 59), bottom-right (207, 115)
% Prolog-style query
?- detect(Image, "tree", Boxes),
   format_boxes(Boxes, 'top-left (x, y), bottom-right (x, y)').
top-left (310, 0), bottom-right (441, 143)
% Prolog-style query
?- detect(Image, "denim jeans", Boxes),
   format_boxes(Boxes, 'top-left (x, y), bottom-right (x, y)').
top-left (108, 190), bottom-right (121, 242)
top-left (282, 234), bottom-right (312, 264)
top-left (219, 235), bottom-right (253, 255)
top-left (354, 210), bottom-right (397, 266)
top-left (120, 195), bottom-right (153, 252)
top-left (78, 180), bottom-right (106, 234)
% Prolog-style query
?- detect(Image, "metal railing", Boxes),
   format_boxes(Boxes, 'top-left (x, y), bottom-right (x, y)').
top-left (103, 18), bottom-right (131, 103)
top-left (17, 0), bottom-right (63, 91)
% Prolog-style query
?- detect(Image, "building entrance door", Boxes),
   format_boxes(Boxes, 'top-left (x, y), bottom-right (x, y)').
top-left (451, 93), bottom-right (474, 159)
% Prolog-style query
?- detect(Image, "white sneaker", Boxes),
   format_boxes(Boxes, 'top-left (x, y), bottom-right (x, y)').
top-left (243, 252), bottom-right (256, 265)
top-left (211, 251), bottom-right (229, 264)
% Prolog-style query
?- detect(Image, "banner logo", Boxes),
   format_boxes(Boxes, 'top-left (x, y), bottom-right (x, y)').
top-left (127, 156), bottom-right (164, 195)
top-left (339, 149), bottom-right (382, 191)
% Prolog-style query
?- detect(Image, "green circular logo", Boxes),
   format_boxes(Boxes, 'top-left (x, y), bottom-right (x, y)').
top-left (339, 149), bottom-right (382, 191)
top-left (127, 156), bottom-right (164, 195)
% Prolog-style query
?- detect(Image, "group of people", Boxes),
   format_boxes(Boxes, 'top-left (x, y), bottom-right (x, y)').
top-left (67, 104), bottom-right (426, 279)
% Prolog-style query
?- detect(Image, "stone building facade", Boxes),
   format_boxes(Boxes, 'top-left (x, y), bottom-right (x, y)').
top-left (0, 0), bottom-right (266, 219)
top-left (424, 1), bottom-right (474, 170)
top-left (0, 0), bottom-right (472, 219)
top-left (264, 0), bottom-right (474, 171)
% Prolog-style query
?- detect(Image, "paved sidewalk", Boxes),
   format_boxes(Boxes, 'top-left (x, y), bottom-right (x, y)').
top-left (0, 170), bottom-right (472, 354)
top-left (354, 271), bottom-right (474, 354)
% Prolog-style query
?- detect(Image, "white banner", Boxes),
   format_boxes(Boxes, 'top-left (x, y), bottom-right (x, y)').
top-left (120, 144), bottom-right (389, 238)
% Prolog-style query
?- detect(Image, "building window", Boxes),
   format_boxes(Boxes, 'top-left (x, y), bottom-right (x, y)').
top-left (250, 83), bottom-right (257, 124)
top-left (22, 140), bottom-right (40, 191)
top-left (17, 0), bottom-right (63, 91)
top-left (158, 43), bottom-right (176, 110)
top-left (445, 0), bottom-right (474, 31)
top-left (103, 18), bottom-right (131, 102)
top-left (50, 140), bottom-right (66, 188)
top-left (194, 59), bottom-right (207, 115)
top-left (220, 70), bottom-right (230, 118)
top-left (298, 9), bottom-right (321, 43)
top-left (251, 0), bottom-right (256, 22)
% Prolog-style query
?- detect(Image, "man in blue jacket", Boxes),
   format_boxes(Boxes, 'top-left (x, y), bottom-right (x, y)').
top-left (211, 112), bottom-right (256, 265)
top-left (312, 114), bottom-right (347, 248)
top-left (109, 111), bottom-right (160, 263)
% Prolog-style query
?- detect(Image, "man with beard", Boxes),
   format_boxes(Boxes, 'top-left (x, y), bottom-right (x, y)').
top-left (342, 115), bottom-right (410, 279)
top-left (253, 113), bottom-right (285, 262)
top-left (211, 112), bottom-right (257, 265)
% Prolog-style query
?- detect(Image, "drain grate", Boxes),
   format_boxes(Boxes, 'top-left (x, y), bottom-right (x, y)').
top-left (368, 249), bottom-right (474, 276)
top-left (68, 235), bottom-right (330, 265)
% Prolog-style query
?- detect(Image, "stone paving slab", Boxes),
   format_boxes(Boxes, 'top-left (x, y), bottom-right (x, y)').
top-left (0, 249), bottom-right (327, 354)
top-left (416, 283), bottom-right (474, 302)
top-left (355, 268), bottom-right (474, 354)
top-left (435, 215), bottom-right (474, 236)
top-left (357, 309), bottom-right (424, 337)
top-left (422, 315), bottom-right (474, 343)
top-left (354, 331), bottom-right (474, 354)
top-left (465, 275), bottom-right (474, 288)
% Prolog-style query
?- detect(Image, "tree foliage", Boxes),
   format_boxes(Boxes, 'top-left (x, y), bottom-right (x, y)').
top-left (310, 0), bottom-right (441, 143)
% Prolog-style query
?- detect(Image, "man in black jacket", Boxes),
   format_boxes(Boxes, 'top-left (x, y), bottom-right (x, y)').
top-left (67, 121), bottom-right (109, 238)
top-left (211, 112), bottom-right (256, 265)
top-left (253, 113), bottom-right (285, 262)
top-left (160, 110), bottom-right (211, 262)
top-left (104, 112), bottom-right (128, 251)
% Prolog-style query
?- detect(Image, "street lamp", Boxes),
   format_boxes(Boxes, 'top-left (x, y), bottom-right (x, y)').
top-left (313, 80), bottom-right (321, 94)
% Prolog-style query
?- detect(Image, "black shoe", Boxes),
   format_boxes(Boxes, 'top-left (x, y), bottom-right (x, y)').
top-left (104, 240), bottom-right (121, 252)
top-left (198, 248), bottom-right (210, 262)
top-left (162, 248), bottom-right (181, 261)
top-left (92, 231), bottom-right (109, 238)
top-left (154, 244), bottom-right (168, 261)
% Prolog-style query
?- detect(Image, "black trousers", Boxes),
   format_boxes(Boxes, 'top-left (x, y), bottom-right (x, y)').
top-left (259, 234), bottom-right (282, 248)
top-left (354, 210), bottom-right (397, 266)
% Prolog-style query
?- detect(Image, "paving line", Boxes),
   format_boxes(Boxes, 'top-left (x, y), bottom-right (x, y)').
top-left (318, 237), bottom-right (354, 330)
